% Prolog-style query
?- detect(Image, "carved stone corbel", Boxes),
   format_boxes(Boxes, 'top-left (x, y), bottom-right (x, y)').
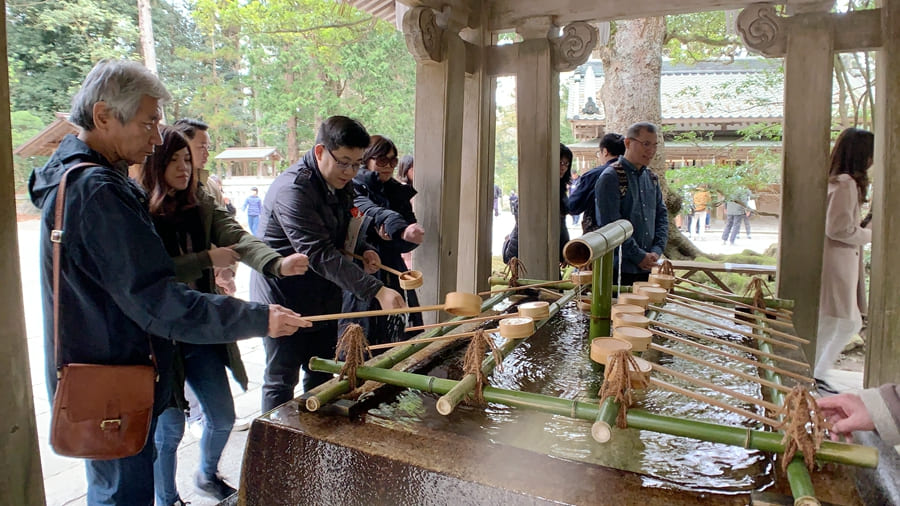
top-left (403, 6), bottom-right (444, 63)
top-left (552, 22), bottom-right (599, 72)
top-left (737, 3), bottom-right (787, 57)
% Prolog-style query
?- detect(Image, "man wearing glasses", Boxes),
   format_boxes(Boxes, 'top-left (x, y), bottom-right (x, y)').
top-left (595, 122), bottom-right (669, 285)
top-left (250, 116), bottom-right (407, 413)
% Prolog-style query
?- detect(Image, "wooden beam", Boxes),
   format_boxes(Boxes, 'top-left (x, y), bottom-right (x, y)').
top-left (485, 43), bottom-right (518, 77)
top-left (866, 0), bottom-right (900, 387)
top-left (0, 1), bottom-right (45, 503)
top-left (776, 16), bottom-right (834, 362)
top-left (412, 32), bottom-right (466, 319)
top-left (516, 33), bottom-right (561, 280)
top-left (457, 4), bottom-right (496, 294)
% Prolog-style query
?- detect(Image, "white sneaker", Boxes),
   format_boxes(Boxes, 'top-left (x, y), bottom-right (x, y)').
top-left (232, 416), bottom-right (254, 432)
top-left (188, 420), bottom-right (204, 439)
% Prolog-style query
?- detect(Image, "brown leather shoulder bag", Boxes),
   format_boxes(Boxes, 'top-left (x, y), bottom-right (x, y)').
top-left (49, 163), bottom-right (157, 460)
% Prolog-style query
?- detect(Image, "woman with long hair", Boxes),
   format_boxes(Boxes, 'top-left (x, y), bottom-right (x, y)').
top-left (141, 126), bottom-right (308, 505)
top-left (815, 127), bottom-right (874, 392)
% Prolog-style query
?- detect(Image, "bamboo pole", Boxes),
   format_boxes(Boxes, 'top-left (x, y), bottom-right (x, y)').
top-left (649, 363), bottom-right (781, 412)
top-left (647, 377), bottom-right (781, 428)
top-left (666, 292), bottom-right (795, 331)
top-left (436, 289), bottom-right (578, 415)
top-left (654, 302), bottom-right (805, 348)
top-left (489, 276), bottom-right (576, 290)
top-left (648, 342), bottom-right (792, 394)
top-left (590, 252), bottom-right (614, 339)
top-left (306, 358), bottom-right (878, 468)
top-left (675, 275), bottom-right (736, 296)
top-left (668, 288), bottom-right (794, 309)
top-left (664, 295), bottom-right (804, 343)
top-left (650, 327), bottom-right (814, 384)
top-left (652, 320), bottom-right (810, 370)
top-left (675, 279), bottom-right (793, 321)
top-left (405, 312), bottom-right (512, 332)
top-left (367, 327), bottom-right (498, 351)
top-left (304, 303), bottom-right (447, 322)
top-left (302, 293), bottom-right (509, 411)
top-left (478, 279), bottom-right (571, 295)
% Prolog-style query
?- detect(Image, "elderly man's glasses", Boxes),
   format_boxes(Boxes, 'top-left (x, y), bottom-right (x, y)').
top-left (628, 137), bottom-right (659, 149)
top-left (326, 147), bottom-right (359, 172)
top-left (374, 156), bottom-right (398, 168)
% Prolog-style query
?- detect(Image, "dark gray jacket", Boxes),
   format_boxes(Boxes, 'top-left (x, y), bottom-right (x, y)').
top-left (250, 149), bottom-right (382, 331)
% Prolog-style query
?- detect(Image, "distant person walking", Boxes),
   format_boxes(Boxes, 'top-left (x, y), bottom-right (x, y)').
top-left (243, 187), bottom-right (262, 235)
top-left (494, 184), bottom-right (502, 216)
top-left (721, 188), bottom-right (751, 245)
top-left (691, 185), bottom-right (711, 240)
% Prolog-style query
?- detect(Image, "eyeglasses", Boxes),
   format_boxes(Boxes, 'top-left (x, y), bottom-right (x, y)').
top-left (560, 160), bottom-right (571, 168)
top-left (628, 137), bottom-right (659, 149)
top-left (326, 147), bottom-right (359, 172)
top-left (374, 156), bottom-right (398, 168)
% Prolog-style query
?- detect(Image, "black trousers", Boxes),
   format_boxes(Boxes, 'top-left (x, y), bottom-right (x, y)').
top-left (261, 321), bottom-right (337, 413)
top-left (613, 270), bottom-right (650, 289)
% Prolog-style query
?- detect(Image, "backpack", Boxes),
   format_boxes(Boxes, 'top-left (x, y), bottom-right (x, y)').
top-left (611, 161), bottom-right (659, 214)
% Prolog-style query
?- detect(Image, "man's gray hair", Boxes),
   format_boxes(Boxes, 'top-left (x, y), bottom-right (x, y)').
top-left (625, 122), bottom-right (658, 139)
top-left (70, 59), bottom-right (171, 131)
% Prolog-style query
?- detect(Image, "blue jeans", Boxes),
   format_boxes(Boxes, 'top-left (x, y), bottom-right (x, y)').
top-left (85, 415), bottom-right (158, 505)
top-left (153, 407), bottom-right (184, 505)
top-left (154, 344), bottom-right (236, 503)
top-left (247, 214), bottom-right (259, 236)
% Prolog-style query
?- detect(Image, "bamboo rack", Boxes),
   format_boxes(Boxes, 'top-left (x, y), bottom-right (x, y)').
top-left (652, 303), bottom-right (803, 349)
top-left (662, 295), bottom-right (806, 344)
top-left (665, 292), bottom-right (795, 332)
top-left (675, 278), bottom-right (793, 321)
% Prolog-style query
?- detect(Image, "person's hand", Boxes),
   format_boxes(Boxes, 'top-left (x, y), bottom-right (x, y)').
top-left (817, 392), bottom-right (875, 441)
top-left (362, 249), bottom-right (381, 274)
top-left (401, 223), bottom-right (425, 244)
top-left (279, 253), bottom-right (309, 276)
top-left (375, 286), bottom-right (406, 310)
top-left (377, 224), bottom-right (392, 241)
top-left (208, 246), bottom-right (240, 268)
top-left (638, 253), bottom-right (657, 271)
top-left (267, 304), bottom-right (312, 337)
top-left (214, 267), bottom-right (236, 296)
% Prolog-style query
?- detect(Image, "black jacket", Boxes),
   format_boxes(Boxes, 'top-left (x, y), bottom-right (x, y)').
top-left (28, 134), bottom-right (268, 404)
top-left (250, 149), bottom-right (382, 331)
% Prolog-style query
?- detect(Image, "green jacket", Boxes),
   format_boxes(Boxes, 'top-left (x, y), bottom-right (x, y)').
top-left (170, 186), bottom-right (283, 398)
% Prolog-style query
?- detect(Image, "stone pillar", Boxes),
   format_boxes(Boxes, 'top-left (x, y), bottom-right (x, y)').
top-left (404, 6), bottom-right (466, 312)
top-left (738, 5), bottom-right (834, 360)
top-left (457, 4), bottom-right (496, 294)
top-left (866, 0), bottom-right (900, 387)
top-left (0, 3), bottom-right (45, 504)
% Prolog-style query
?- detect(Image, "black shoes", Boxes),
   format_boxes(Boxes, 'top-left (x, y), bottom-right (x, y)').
top-left (194, 471), bottom-right (237, 500)
top-left (814, 378), bottom-right (839, 395)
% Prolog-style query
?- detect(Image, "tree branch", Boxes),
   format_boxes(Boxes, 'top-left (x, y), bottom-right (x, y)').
top-left (664, 32), bottom-right (739, 47)
top-left (247, 17), bottom-right (373, 36)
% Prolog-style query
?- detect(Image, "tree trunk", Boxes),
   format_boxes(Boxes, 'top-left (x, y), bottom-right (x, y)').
top-left (285, 70), bottom-right (299, 163)
top-left (598, 17), bottom-right (703, 260)
top-left (137, 0), bottom-right (158, 75)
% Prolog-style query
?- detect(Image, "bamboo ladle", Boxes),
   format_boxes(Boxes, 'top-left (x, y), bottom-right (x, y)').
top-left (304, 291), bottom-right (482, 322)
top-left (675, 277), bottom-right (794, 322)
top-left (404, 301), bottom-right (551, 332)
top-left (344, 251), bottom-right (423, 290)
top-left (367, 316), bottom-right (536, 351)
top-left (661, 295), bottom-right (808, 345)
top-left (666, 292), bottom-right (796, 332)
top-left (651, 304), bottom-right (802, 350)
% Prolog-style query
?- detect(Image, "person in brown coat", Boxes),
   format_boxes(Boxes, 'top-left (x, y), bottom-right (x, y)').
top-left (815, 128), bottom-right (874, 389)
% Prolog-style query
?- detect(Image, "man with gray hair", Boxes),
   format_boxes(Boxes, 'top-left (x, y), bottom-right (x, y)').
top-left (595, 121), bottom-right (668, 285)
top-left (28, 59), bottom-right (309, 505)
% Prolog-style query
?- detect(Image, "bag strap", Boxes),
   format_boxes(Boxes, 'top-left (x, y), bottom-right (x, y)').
top-left (52, 163), bottom-right (157, 374)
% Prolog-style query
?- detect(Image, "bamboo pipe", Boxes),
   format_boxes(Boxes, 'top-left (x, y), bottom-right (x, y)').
top-left (307, 358), bottom-right (878, 468)
top-left (368, 317), bottom-right (535, 351)
top-left (675, 278), bottom-right (793, 321)
top-left (405, 301), bottom-right (552, 332)
top-left (666, 292), bottom-right (795, 331)
top-left (488, 276), bottom-right (576, 290)
top-left (651, 327), bottom-right (814, 384)
top-left (367, 329), bottom-right (489, 351)
top-left (562, 219), bottom-right (634, 266)
top-left (302, 292), bottom-right (510, 411)
top-left (648, 342), bottom-right (792, 394)
top-left (652, 301), bottom-right (800, 350)
top-left (647, 377), bottom-right (781, 427)
top-left (649, 363), bottom-right (781, 412)
top-left (652, 319), bottom-right (810, 371)
top-left (664, 296), bottom-right (806, 345)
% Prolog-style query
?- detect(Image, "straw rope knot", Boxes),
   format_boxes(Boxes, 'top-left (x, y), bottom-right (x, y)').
top-left (598, 350), bottom-right (645, 428)
top-left (658, 259), bottom-right (675, 276)
top-left (745, 277), bottom-right (773, 311)
top-left (504, 257), bottom-right (528, 287)
top-left (462, 329), bottom-right (503, 404)
top-left (778, 386), bottom-right (831, 472)
top-left (335, 323), bottom-right (371, 390)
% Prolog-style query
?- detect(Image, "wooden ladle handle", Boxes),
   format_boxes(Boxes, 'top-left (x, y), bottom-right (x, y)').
top-left (343, 250), bottom-right (405, 277)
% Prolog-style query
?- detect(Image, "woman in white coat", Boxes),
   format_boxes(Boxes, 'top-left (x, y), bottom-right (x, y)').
top-left (815, 128), bottom-right (874, 387)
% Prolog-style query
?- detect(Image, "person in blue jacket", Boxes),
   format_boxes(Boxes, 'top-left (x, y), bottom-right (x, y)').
top-left (27, 59), bottom-right (308, 506)
top-left (567, 132), bottom-right (625, 233)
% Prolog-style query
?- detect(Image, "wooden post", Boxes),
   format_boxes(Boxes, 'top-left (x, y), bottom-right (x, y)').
top-left (516, 18), bottom-right (560, 281)
top-left (0, 2), bottom-right (46, 503)
top-left (867, 0), bottom-right (900, 387)
top-left (776, 14), bottom-right (834, 360)
top-left (457, 4), bottom-right (496, 294)
top-left (404, 7), bottom-right (466, 315)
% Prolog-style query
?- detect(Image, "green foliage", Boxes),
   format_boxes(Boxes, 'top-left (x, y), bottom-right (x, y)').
top-left (10, 111), bottom-right (48, 190)
top-left (664, 11), bottom-right (741, 63)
